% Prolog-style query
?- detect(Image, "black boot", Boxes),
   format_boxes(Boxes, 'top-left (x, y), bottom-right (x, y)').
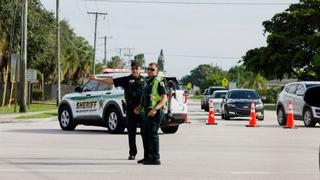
top-left (143, 159), bottom-right (161, 165)
top-left (128, 155), bottom-right (135, 160)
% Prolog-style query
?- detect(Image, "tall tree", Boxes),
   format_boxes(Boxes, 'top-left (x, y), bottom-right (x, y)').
top-left (0, 0), bottom-right (94, 86)
top-left (107, 56), bottom-right (125, 69)
top-left (157, 49), bottom-right (164, 71)
top-left (243, 0), bottom-right (320, 80)
top-left (134, 53), bottom-right (145, 68)
top-left (228, 65), bottom-right (266, 90)
top-left (180, 64), bottom-right (226, 90)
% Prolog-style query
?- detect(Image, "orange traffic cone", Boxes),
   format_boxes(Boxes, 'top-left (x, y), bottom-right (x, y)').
top-left (284, 100), bottom-right (296, 129)
top-left (206, 98), bottom-right (217, 125)
top-left (184, 114), bottom-right (191, 124)
top-left (246, 101), bottom-right (258, 127)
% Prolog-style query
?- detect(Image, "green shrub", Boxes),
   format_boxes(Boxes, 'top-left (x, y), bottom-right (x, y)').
top-left (32, 89), bottom-right (43, 101)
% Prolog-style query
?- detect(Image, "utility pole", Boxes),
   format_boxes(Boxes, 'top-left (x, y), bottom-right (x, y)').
top-left (19, 0), bottom-right (28, 113)
top-left (99, 36), bottom-right (112, 65)
top-left (116, 48), bottom-right (135, 67)
top-left (128, 48), bottom-right (131, 64)
top-left (116, 48), bottom-right (123, 57)
top-left (56, 0), bottom-right (61, 106)
top-left (87, 12), bottom-right (108, 74)
top-left (123, 48), bottom-right (134, 65)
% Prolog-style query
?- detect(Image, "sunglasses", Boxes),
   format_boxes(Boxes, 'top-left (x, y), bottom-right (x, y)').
top-left (147, 68), bottom-right (156, 71)
top-left (131, 67), bottom-right (139, 70)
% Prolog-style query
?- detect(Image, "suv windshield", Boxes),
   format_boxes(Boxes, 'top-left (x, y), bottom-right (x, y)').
top-left (229, 90), bottom-right (260, 99)
top-left (306, 83), bottom-right (320, 88)
top-left (83, 80), bottom-right (99, 92)
top-left (213, 92), bottom-right (227, 98)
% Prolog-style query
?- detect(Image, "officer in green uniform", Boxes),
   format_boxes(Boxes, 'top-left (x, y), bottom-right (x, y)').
top-left (135, 62), bottom-right (167, 165)
top-left (89, 61), bottom-right (147, 161)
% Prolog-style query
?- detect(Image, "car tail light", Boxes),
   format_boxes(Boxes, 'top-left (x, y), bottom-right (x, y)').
top-left (183, 93), bottom-right (188, 104)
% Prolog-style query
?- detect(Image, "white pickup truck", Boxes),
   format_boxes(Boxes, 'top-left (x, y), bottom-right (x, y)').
top-left (58, 72), bottom-right (188, 134)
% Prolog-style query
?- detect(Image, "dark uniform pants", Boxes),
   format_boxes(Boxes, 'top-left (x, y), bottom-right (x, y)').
top-left (144, 109), bottom-right (164, 160)
top-left (126, 107), bottom-right (147, 158)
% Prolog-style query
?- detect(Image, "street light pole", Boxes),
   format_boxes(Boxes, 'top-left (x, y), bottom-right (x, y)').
top-left (19, 0), bottom-right (28, 113)
top-left (56, 0), bottom-right (61, 106)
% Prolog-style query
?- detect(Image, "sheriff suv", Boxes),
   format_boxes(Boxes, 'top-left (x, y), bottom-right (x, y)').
top-left (276, 81), bottom-right (320, 127)
top-left (58, 72), bottom-right (188, 134)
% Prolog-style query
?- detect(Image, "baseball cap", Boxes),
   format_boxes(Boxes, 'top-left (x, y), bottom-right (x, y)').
top-left (131, 61), bottom-right (141, 67)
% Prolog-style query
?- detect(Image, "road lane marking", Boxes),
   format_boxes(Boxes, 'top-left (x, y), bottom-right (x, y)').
top-left (0, 169), bottom-right (119, 173)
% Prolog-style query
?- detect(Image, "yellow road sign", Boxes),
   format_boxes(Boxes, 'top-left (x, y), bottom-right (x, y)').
top-left (187, 82), bottom-right (192, 89)
top-left (221, 78), bottom-right (229, 87)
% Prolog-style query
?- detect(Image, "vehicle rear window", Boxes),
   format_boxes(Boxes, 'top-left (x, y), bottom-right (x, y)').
top-left (209, 88), bottom-right (226, 95)
top-left (213, 92), bottom-right (227, 98)
top-left (167, 80), bottom-right (181, 90)
top-left (229, 90), bottom-right (260, 99)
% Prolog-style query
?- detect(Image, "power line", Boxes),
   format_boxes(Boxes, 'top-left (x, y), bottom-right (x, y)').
top-left (65, 37), bottom-right (92, 53)
top-left (24, 5), bottom-right (242, 61)
top-left (29, 3), bottom-right (57, 29)
top-left (26, 4), bottom-right (92, 54)
top-left (143, 52), bottom-right (241, 60)
top-left (82, 0), bottom-right (297, 6)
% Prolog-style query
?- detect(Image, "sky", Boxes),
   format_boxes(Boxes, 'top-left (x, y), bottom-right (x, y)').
top-left (40, 0), bottom-right (299, 78)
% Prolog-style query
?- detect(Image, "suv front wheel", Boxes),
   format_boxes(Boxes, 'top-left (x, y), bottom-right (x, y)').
top-left (105, 107), bottom-right (125, 134)
top-left (303, 107), bottom-right (317, 127)
top-left (58, 106), bottom-right (77, 131)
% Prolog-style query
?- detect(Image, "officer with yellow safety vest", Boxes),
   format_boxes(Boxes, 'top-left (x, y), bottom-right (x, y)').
top-left (135, 63), bottom-right (168, 165)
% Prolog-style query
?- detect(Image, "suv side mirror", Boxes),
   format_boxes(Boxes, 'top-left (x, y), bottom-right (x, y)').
top-left (74, 86), bottom-right (82, 93)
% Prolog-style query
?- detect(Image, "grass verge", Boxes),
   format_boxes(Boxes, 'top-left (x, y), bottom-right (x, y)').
top-left (0, 104), bottom-right (57, 114)
top-left (16, 112), bottom-right (58, 119)
top-left (264, 104), bottom-right (276, 111)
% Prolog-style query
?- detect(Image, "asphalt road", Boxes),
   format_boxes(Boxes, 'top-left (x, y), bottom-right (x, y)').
top-left (0, 101), bottom-right (319, 180)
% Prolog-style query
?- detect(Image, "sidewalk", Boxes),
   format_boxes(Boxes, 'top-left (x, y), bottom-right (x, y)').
top-left (0, 109), bottom-right (57, 123)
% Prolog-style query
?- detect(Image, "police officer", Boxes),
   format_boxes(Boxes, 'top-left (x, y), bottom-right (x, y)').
top-left (89, 61), bottom-right (147, 161)
top-left (135, 62), bottom-right (167, 165)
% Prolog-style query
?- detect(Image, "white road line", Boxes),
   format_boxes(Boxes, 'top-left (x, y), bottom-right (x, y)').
top-left (231, 171), bottom-right (271, 175)
top-left (0, 169), bottom-right (118, 173)
top-left (0, 169), bottom-right (316, 175)
top-left (231, 171), bottom-right (318, 175)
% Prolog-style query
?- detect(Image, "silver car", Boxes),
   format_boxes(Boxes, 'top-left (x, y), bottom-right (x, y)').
top-left (276, 81), bottom-right (320, 127)
top-left (211, 90), bottom-right (228, 114)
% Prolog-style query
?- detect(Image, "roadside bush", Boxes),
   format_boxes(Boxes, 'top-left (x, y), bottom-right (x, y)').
top-left (259, 87), bottom-right (282, 104)
top-left (32, 89), bottom-right (43, 101)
